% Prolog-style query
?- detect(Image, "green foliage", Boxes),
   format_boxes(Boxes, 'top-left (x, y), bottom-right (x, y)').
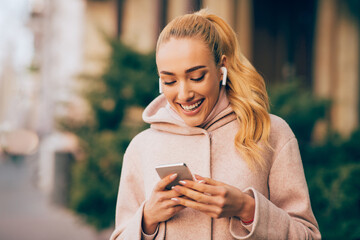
top-left (82, 40), bottom-right (157, 131)
top-left (269, 80), bottom-right (330, 145)
top-left (304, 131), bottom-right (360, 239)
top-left (60, 40), bottom-right (157, 229)
top-left (269, 81), bottom-right (360, 240)
top-left (69, 130), bottom-right (126, 229)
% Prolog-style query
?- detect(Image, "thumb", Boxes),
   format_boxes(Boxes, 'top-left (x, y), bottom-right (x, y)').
top-left (155, 173), bottom-right (178, 191)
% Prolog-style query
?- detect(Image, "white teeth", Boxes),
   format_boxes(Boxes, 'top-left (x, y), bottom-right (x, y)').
top-left (181, 100), bottom-right (203, 111)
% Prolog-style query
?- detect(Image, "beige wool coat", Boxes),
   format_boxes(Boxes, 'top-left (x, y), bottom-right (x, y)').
top-left (110, 95), bottom-right (321, 240)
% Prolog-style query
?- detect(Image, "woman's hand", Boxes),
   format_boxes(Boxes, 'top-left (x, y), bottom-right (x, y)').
top-left (142, 173), bottom-right (186, 234)
top-left (171, 175), bottom-right (255, 222)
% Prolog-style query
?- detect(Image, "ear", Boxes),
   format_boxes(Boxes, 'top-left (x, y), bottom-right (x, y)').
top-left (220, 55), bottom-right (227, 68)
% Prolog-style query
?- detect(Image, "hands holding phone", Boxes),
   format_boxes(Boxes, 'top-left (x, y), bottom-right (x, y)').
top-left (171, 175), bottom-right (255, 222)
top-left (142, 171), bottom-right (255, 235)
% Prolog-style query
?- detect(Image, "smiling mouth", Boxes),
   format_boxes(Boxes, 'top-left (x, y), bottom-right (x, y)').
top-left (180, 99), bottom-right (204, 112)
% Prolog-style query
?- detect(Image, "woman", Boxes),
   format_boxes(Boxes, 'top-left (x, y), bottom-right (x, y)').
top-left (110, 9), bottom-right (321, 240)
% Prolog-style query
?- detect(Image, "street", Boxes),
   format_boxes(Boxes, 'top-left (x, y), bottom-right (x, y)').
top-left (0, 155), bottom-right (111, 240)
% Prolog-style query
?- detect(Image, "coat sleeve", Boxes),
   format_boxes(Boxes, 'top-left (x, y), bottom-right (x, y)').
top-left (109, 140), bottom-right (165, 240)
top-left (229, 138), bottom-right (321, 240)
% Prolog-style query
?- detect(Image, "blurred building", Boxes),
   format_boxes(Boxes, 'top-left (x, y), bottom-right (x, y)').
top-left (1, 0), bottom-right (357, 196)
top-left (0, 0), bottom-right (38, 155)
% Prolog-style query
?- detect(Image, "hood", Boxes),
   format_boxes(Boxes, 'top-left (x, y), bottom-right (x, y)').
top-left (142, 94), bottom-right (237, 136)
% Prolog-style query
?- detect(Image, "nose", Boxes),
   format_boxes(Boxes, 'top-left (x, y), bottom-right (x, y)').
top-left (177, 81), bottom-right (194, 101)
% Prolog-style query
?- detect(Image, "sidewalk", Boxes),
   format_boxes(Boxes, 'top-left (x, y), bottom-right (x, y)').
top-left (0, 156), bottom-right (112, 240)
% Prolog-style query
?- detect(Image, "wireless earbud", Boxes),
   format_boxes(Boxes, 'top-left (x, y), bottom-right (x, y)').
top-left (159, 78), bottom-right (162, 94)
top-left (221, 67), bottom-right (227, 86)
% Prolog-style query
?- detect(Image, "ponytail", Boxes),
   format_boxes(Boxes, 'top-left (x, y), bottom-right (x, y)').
top-left (157, 9), bottom-right (272, 171)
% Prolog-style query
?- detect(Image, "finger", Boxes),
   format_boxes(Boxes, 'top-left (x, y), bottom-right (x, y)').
top-left (177, 180), bottom-right (225, 196)
top-left (162, 189), bottom-right (186, 199)
top-left (171, 196), bottom-right (217, 213)
top-left (155, 173), bottom-right (178, 191)
top-left (173, 205), bottom-right (186, 212)
top-left (168, 204), bottom-right (186, 215)
top-left (194, 175), bottom-right (222, 186)
top-left (162, 199), bottom-right (185, 208)
top-left (170, 197), bottom-right (220, 218)
top-left (167, 199), bottom-right (187, 209)
top-left (172, 185), bottom-right (219, 205)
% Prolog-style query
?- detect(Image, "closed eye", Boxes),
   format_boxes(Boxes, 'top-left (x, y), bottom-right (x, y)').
top-left (191, 74), bottom-right (205, 81)
top-left (163, 81), bottom-right (176, 85)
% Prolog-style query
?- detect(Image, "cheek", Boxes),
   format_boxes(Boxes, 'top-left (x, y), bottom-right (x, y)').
top-left (163, 88), bottom-right (177, 103)
top-left (203, 83), bottom-right (220, 102)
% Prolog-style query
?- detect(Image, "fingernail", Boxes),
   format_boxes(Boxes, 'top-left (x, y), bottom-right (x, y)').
top-left (171, 198), bottom-right (179, 202)
top-left (198, 180), bottom-right (206, 184)
top-left (179, 180), bottom-right (186, 185)
top-left (170, 173), bottom-right (178, 180)
top-left (171, 186), bottom-right (175, 190)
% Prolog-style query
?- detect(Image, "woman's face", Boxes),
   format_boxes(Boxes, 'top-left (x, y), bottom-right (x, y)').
top-left (156, 38), bottom-right (222, 127)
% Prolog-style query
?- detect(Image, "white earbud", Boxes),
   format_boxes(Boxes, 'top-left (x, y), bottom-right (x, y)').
top-left (159, 78), bottom-right (162, 94)
top-left (221, 67), bottom-right (227, 86)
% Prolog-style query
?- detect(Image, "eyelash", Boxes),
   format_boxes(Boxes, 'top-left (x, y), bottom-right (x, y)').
top-left (164, 81), bottom-right (175, 85)
top-left (191, 74), bottom-right (205, 81)
top-left (162, 73), bottom-right (205, 85)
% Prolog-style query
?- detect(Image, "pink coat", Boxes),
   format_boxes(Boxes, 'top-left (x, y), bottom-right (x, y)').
top-left (110, 95), bottom-right (321, 240)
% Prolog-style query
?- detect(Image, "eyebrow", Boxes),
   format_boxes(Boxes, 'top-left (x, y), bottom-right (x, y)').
top-left (159, 65), bottom-right (206, 76)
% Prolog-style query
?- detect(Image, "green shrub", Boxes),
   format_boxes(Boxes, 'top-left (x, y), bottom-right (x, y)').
top-left (60, 40), bottom-right (157, 229)
top-left (304, 130), bottom-right (360, 239)
top-left (269, 80), bottom-right (329, 145)
top-left (269, 81), bottom-right (360, 239)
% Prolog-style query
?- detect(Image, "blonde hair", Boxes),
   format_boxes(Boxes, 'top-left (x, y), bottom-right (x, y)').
top-left (156, 9), bottom-right (271, 171)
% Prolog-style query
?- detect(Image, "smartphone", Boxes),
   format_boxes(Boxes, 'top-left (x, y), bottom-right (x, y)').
top-left (155, 163), bottom-right (194, 190)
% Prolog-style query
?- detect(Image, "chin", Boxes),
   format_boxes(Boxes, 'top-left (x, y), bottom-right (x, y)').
top-left (183, 117), bottom-right (205, 127)
top-left (178, 104), bottom-right (210, 127)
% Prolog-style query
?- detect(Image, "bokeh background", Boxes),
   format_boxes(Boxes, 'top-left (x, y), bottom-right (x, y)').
top-left (0, 0), bottom-right (359, 239)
